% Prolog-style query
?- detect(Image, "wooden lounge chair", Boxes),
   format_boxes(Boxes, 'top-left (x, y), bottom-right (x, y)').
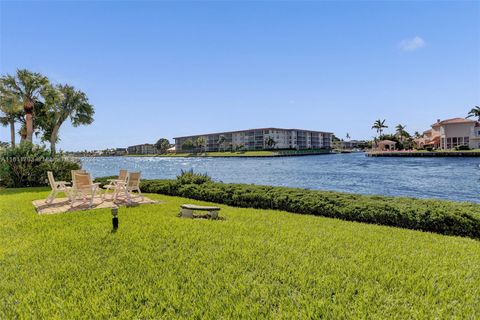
top-left (102, 169), bottom-right (128, 200)
top-left (45, 171), bottom-right (71, 204)
top-left (113, 172), bottom-right (143, 204)
top-left (70, 172), bottom-right (101, 208)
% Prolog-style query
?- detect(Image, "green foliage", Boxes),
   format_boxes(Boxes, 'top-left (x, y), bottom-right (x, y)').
top-left (0, 142), bottom-right (80, 187)
top-left (155, 138), bottom-right (170, 154)
top-left (137, 179), bottom-right (480, 239)
top-left (1, 69), bottom-right (51, 142)
top-left (181, 139), bottom-right (194, 151)
top-left (467, 105), bottom-right (480, 120)
top-left (372, 119), bottom-right (388, 136)
top-left (455, 144), bottom-right (470, 151)
top-left (265, 137), bottom-right (277, 149)
top-left (1, 188), bottom-right (479, 318)
top-left (1, 70), bottom-right (94, 152)
top-left (176, 169), bottom-right (212, 185)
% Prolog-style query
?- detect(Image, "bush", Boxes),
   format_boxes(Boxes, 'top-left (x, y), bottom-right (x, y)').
top-left (176, 169), bottom-right (212, 185)
top-left (0, 142), bottom-right (81, 187)
top-left (130, 178), bottom-right (480, 239)
top-left (455, 145), bottom-right (470, 151)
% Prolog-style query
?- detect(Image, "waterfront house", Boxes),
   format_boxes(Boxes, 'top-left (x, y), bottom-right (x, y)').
top-left (174, 128), bottom-right (333, 153)
top-left (416, 118), bottom-right (480, 150)
top-left (374, 140), bottom-right (397, 151)
top-left (127, 143), bottom-right (157, 155)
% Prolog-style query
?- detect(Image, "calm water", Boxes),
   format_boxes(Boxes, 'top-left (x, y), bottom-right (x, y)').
top-left (81, 153), bottom-right (480, 203)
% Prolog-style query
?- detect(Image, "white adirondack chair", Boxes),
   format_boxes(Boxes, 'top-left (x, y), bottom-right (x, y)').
top-left (46, 171), bottom-right (71, 204)
top-left (113, 172), bottom-right (143, 203)
top-left (70, 172), bottom-right (101, 208)
top-left (102, 169), bottom-right (128, 200)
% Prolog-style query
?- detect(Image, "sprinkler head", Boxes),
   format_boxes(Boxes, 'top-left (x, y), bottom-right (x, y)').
top-left (112, 207), bottom-right (119, 230)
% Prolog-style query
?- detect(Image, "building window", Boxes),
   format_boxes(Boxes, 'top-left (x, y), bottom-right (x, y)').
top-left (465, 137), bottom-right (469, 144)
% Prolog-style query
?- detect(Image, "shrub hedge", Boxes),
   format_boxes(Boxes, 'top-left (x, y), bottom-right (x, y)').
top-left (0, 143), bottom-right (81, 187)
top-left (93, 176), bottom-right (480, 239)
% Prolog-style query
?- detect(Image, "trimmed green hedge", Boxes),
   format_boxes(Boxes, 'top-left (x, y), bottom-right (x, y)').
top-left (94, 177), bottom-right (480, 239)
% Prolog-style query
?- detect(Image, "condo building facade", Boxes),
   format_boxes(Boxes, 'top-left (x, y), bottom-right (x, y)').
top-left (416, 118), bottom-right (480, 150)
top-left (174, 128), bottom-right (333, 153)
top-left (127, 143), bottom-right (157, 155)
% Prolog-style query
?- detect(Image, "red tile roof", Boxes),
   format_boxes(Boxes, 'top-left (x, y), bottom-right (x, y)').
top-left (431, 118), bottom-right (476, 126)
top-left (424, 136), bottom-right (440, 145)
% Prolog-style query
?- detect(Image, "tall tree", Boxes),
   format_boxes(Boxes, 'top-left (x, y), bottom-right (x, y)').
top-left (217, 135), bottom-right (226, 152)
top-left (182, 139), bottom-right (194, 152)
top-left (42, 84), bottom-right (94, 156)
top-left (395, 124), bottom-right (410, 142)
top-left (195, 137), bottom-right (206, 153)
top-left (1, 69), bottom-right (50, 142)
top-left (0, 85), bottom-right (23, 146)
top-left (155, 138), bottom-right (170, 154)
top-left (265, 137), bottom-right (277, 149)
top-left (372, 119), bottom-right (388, 138)
top-left (467, 106), bottom-right (480, 120)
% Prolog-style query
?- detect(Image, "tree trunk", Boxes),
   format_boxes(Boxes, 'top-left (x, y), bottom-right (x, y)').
top-left (9, 119), bottom-right (15, 147)
top-left (25, 113), bottom-right (33, 142)
top-left (24, 99), bottom-right (34, 142)
top-left (50, 124), bottom-right (60, 156)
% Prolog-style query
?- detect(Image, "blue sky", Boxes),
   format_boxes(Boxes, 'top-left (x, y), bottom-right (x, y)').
top-left (1, 1), bottom-right (479, 151)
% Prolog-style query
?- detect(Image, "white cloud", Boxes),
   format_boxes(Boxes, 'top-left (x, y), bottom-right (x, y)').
top-left (398, 36), bottom-right (426, 52)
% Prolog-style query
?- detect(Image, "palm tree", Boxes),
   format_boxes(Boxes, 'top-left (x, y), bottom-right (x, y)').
top-left (395, 124), bottom-right (409, 141)
top-left (41, 84), bottom-right (94, 156)
top-left (346, 133), bottom-right (351, 140)
top-left (195, 137), bottom-right (206, 153)
top-left (217, 135), bottom-right (226, 152)
top-left (0, 87), bottom-right (23, 146)
top-left (372, 119), bottom-right (388, 138)
top-left (467, 106), bottom-right (480, 120)
top-left (1, 69), bottom-right (50, 142)
top-left (265, 137), bottom-right (277, 149)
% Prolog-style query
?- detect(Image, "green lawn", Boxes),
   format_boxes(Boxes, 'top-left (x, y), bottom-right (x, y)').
top-left (1, 188), bottom-right (479, 318)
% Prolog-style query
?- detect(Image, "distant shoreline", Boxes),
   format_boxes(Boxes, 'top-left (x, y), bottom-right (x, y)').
top-left (73, 150), bottom-right (335, 158)
top-left (367, 150), bottom-right (480, 157)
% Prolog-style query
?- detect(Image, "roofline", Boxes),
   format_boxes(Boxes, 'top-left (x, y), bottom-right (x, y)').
top-left (173, 127), bottom-right (334, 139)
top-left (431, 118), bottom-right (477, 127)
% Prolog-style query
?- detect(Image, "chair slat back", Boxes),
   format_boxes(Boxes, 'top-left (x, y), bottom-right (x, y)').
top-left (127, 172), bottom-right (141, 189)
top-left (71, 170), bottom-right (87, 186)
top-left (74, 173), bottom-right (91, 191)
top-left (119, 169), bottom-right (128, 181)
top-left (47, 171), bottom-right (56, 191)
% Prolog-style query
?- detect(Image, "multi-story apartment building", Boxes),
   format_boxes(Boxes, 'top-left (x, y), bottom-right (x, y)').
top-left (174, 128), bottom-right (333, 153)
top-left (127, 143), bottom-right (157, 155)
top-left (416, 118), bottom-right (480, 150)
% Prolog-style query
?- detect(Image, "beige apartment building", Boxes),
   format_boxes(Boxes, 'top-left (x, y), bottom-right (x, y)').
top-left (174, 128), bottom-right (333, 152)
top-left (417, 118), bottom-right (480, 150)
top-left (127, 143), bottom-right (157, 155)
